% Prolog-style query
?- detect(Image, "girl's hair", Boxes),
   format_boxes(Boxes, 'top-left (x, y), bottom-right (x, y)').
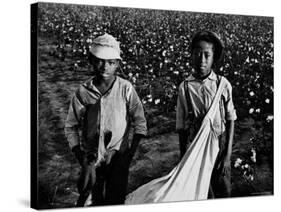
top-left (191, 30), bottom-right (224, 63)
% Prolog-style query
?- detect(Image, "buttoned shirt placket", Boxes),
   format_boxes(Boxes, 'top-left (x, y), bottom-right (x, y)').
top-left (88, 81), bottom-right (107, 161)
top-left (99, 95), bottom-right (106, 154)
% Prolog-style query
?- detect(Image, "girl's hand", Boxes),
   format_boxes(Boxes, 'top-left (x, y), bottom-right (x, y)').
top-left (218, 157), bottom-right (231, 176)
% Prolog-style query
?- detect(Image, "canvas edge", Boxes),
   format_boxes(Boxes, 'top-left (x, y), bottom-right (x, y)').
top-left (31, 2), bottom-right (39, 210)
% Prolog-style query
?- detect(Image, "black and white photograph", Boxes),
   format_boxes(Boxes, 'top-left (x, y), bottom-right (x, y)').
top-left (30, 0), bottom-right (274, 210)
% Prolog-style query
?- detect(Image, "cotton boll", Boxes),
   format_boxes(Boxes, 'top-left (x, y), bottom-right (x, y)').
top-left (249, 108), bottom-right (254, 114)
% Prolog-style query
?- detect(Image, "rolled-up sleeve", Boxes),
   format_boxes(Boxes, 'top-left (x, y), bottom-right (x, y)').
top-left (64, 89), bottom-right (85, 149)
top-left (126, 85), bottom-right (147, 136)
top-left (224, 82), bottom-right (237, 121)
top-left (176, 82), bottom-right (187, 131)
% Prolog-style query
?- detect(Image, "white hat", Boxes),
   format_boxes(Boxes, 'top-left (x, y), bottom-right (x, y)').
top-left (89, 33), bottom-right (122, 60)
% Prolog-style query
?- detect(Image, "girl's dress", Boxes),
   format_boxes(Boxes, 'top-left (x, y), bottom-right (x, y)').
top-left (125, 77), bottom-right (227, 204)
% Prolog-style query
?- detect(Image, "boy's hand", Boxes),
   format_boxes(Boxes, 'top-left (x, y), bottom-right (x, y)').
top-left (76, 152), bottom-right (97, 194)
top-left (104, 149), bottom-right (117, 165)
top-left (129, 134), bottom-right (144, 160)
top-left (77, 161), bottom-right (96, 194)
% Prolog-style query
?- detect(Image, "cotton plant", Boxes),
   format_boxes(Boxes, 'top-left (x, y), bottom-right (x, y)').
top-left (234, 141), bottom-right (257, 182)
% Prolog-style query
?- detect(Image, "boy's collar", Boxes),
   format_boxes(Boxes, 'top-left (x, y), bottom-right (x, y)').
top-left (83, 76), bottom-right (119, 90)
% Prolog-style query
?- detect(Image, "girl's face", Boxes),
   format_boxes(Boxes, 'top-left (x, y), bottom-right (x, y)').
top-left (91, 56), bottom-right (119, 80)
top-left (192, 40), bottom-right (214, 78)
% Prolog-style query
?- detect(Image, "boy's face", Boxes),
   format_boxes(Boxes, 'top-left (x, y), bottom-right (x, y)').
top-left (91, 56), bottom-right (119, 80)
top-left (192, 40), bottom-right (214, 78)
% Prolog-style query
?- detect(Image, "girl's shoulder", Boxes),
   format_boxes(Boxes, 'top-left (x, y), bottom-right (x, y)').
top-left (217, 74), bottom-right (233, 89)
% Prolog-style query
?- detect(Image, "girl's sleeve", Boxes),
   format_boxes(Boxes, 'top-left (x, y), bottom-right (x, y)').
top-left (224, 82), bottom-right (237, 121)
top-left (126, 84), bottom-right (147, 136)
top-left (64, 88), bottom-right (86, 149)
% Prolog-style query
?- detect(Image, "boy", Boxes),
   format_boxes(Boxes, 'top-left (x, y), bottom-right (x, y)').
top-left (176, 30), bottom-right (237, 198)
top-left (64, 33), bottom-right (147, 206)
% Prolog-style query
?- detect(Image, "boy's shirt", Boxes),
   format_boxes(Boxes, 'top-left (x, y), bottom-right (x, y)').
top-left (65, 76), bottom-right (147, 160)
top-left (176, 71), bottom-right (237, 137)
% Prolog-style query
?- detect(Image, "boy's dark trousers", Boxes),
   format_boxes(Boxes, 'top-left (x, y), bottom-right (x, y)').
top-left (76, 150), bottom-right (131, 206)
top-left (76, 103), bottom-right (133, 206)
top-left (106, 151), bottom-right (131, 204)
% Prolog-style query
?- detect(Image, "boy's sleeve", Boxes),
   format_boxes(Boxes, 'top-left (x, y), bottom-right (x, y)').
top-left (176, 82), bottom-right (187, 131)
top-left (126, 85), bottom-right (147, 136)
top-left (64, 88), bottom-right (86, 149)
top-left (224, 82), bottom-right (237, 121)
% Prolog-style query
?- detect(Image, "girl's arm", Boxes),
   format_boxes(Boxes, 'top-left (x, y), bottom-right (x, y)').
top-left (220, 120), bottom-right (235, 175)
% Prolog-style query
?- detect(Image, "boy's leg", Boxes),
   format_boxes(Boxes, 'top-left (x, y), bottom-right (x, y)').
top-left (76, 160), bottom-right (96, 207)
top-left (76, 188), bottom-right (91, 207)
top-left (91, 165), bottom-right (106, 205)
top-left (104, 151), bottom-right (130, 205)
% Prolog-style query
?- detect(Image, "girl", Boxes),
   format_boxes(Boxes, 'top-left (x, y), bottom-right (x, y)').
top-left (125, 31), bottom-right (236, 203)
top-left (176, 30), bottom-right (237, 198)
